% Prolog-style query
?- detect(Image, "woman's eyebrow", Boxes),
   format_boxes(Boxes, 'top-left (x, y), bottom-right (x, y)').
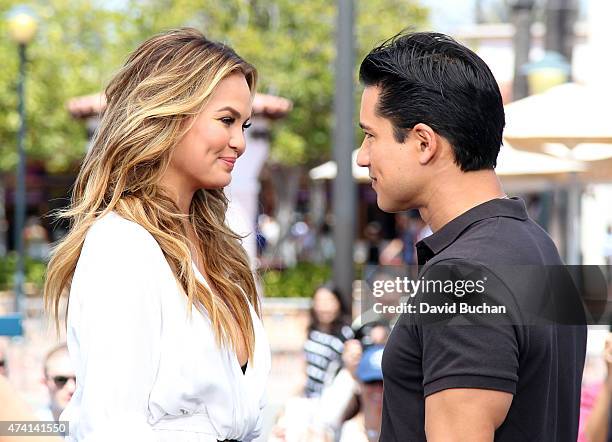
top-left (215, 106), bottom-right (242, 118)
top-left (215, 106), bottom-right (254, 122)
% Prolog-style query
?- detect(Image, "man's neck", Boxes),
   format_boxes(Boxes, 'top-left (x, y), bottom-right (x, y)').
top-left (419, 169), bottom-right (506, 233)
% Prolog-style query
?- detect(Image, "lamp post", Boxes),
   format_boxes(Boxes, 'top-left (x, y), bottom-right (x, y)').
top-left (7, 6), bottom-right (38, 314)
top-left (544, 0), bottom-right (578, 66)
top-left (509, 0), bottom-right (535, 100)
top-left (332, 0), bottom-right (356, 312)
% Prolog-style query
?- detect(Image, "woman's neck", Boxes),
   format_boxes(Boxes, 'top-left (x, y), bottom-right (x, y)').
top-left (158, 175), bottom-right (196, 216)
top-left (318, 323), bottom-right (333, 334)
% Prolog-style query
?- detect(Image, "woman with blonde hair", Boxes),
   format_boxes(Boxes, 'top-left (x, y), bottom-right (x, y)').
top-left (44, 28), bottom-right (270, 442)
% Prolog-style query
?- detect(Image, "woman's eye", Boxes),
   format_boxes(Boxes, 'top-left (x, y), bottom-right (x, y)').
top-left (242, 121), bottom-right (252, 131)
top-left (221, 117), bottom-right (235, 125)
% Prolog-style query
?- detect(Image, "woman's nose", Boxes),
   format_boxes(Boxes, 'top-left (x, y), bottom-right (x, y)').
top-left (230, 131), bottom-right (246, 156)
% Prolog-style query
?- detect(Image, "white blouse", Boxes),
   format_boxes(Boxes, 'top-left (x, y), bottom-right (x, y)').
top-left (61, 211), bottom-right (271, 442)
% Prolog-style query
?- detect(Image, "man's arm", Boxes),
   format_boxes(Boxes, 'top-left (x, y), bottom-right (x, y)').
top-left (425, 388), bottom-right (513, 442)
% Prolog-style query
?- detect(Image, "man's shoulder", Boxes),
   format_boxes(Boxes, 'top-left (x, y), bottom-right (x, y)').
top-left (432, 216), bottom-right (563, 266)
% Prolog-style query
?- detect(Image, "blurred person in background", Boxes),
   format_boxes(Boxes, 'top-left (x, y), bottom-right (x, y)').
top-left (363, 221), bottom-right (384, 266)
top-left (258, 214), bottom-right (280, 253)
top-left (313, 322), bottom-right (390, 441)
top-left (43, 28), bottom-right (270, 442)
top-left (379, 213), bottom-right (412, 265)
top-left (582, 331), bottom-right (612, 442)
top-left (338, 344), bottom-right (385, 442)
top-left (0, 375), bottom-right (64, 442)
top-left (304, 283), bottom-right (354, 398)
top-left (24, 216), bottom-right (51, 261)
top-left (413, 213), bottom-right (432, 243)
top-left (37, 343), bottom-right (75, 422)
top-left (270, 285), bottom-right (353, 442)
top-left (0, 342), bottom-right (7, 378)
top-left (379, 212), bottom-right (430, 266)
top-left (354, 322), bottom-right (390, 349)
top-left (604, 225), bottom-right (612, 282)
top-left (362, 222), bottom-right (385, 284)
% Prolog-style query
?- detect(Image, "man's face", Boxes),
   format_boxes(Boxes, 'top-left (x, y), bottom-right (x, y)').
top-left (357, 86), bottom-right (422, 212)
top-left (44, 351), bottom-right (75, 412)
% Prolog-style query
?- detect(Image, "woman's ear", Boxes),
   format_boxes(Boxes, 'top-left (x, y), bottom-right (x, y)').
top-left (412, 123), bottom-right (437, 165)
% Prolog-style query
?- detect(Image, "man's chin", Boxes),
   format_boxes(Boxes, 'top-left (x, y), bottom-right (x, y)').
top-left (376, 195), bottom-right (409, 213)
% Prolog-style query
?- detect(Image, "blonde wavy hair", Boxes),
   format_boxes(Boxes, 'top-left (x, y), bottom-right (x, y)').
top-left (44, 28), bottom-right (260, 362)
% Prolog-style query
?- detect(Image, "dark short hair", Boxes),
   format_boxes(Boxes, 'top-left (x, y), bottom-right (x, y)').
top-left (359, 31), bottom-right (505, 172)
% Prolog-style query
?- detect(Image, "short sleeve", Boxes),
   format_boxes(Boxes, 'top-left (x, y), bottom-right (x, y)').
top-left (417, 260), bottom-right (520, 398)
top-left (64, 217), bottom-right (165, 441)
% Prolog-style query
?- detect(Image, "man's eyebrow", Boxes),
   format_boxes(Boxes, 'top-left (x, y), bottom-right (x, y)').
top-left (359, 122), bottom-right (372, 131)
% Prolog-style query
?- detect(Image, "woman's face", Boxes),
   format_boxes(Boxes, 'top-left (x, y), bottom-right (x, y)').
top-left (313, 288), bottom-right (341, 326)
top-left (163, 73), bottom-right (253, 194)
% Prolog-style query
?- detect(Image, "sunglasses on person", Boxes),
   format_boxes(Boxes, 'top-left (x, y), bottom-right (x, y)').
top-left (51, 375), bottom-right (76, 389)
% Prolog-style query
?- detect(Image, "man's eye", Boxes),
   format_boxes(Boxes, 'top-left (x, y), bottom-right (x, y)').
top-left (364, 133), bottom-right (373, 139)
top-left (221, 117), bottom-right (235, 125)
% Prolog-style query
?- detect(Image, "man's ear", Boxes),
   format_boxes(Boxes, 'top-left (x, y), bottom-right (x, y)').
top-left (412, 123), bottom-right (437, 165)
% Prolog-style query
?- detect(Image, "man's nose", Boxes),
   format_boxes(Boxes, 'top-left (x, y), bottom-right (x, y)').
top-left (356, 145), bottom-right (370, 167)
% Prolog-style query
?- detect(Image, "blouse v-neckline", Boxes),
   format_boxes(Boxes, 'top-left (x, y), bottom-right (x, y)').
top-left (190, 260), bottom-right (250, 376)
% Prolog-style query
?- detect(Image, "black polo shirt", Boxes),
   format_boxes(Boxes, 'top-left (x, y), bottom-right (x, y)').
top-left (380, 197), bottom-right (587, 441)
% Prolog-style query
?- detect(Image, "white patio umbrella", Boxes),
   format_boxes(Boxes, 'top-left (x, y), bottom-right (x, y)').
top-left (309, 145), bottom-right (584, 183)
top-left (309, 150), bottom-right (370, 182)
top-left (535, 142), bottom-right (612, 182)
top-left (504, 83), bottom-right (612, 150)
top-left (496, 143), bottom-right (585, 177)
top-left (504, 83), bottom-right (612, 263)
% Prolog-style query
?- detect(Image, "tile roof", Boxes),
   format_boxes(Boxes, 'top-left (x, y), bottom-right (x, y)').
top-left (67, 92), bottom-right (292, 120)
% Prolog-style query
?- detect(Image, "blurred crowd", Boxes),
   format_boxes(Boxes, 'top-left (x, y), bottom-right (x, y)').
top-left (0, 340), bottom-right (73, 441)
top-left (266, 279), bottom-right (612, 442)
top-left (270, 284), bottom-right (388, 442)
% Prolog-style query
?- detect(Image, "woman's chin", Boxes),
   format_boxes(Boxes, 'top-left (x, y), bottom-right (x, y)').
top-left (198, 174), bottom-right (233, 190)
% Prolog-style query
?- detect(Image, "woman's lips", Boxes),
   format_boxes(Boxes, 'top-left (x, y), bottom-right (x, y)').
top-left (219, 157), bottom-right (236, 169)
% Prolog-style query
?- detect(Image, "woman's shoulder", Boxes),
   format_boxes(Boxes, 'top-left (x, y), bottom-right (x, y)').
top-left (82, 211), bottom-right (162, 261)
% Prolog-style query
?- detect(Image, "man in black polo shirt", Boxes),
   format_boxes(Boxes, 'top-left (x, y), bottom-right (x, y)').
top-left (356, 32), bottom-right (587, 441)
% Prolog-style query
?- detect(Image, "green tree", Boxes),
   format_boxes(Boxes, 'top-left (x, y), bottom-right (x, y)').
top-left (0, 0), bottom-right (129, 172)
top-left (1, 0), bottom-right (427, 171)
top-left (117, 0), bottom-right (428, 166)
